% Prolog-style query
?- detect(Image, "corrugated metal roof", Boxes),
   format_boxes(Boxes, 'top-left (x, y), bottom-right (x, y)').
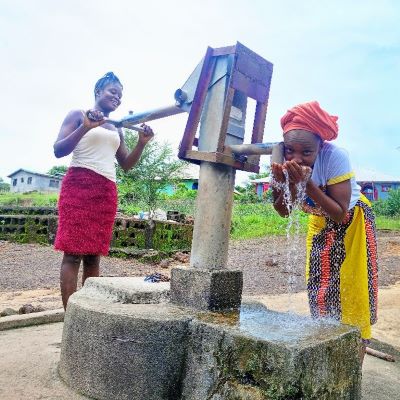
top-left (7, 168), bottom-right (62, 180)
top-left (248, 168), bottom-right (400, 184)
top-left (354, 168), bottom-right (400, 182)
top-left (249, 176), bottom-right (270, 183)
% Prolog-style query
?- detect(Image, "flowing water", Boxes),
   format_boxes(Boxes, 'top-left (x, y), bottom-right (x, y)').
top-left (238, 302), bottom-right (339, 344)
top-left (271, 169), bottom-right (309, 310)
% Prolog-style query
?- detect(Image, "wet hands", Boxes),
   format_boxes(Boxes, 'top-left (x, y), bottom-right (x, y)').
top-left (271, 161), bottom-right (311, 185)
top-left (271, 162), bottom-right (286, 183)
top-left (283, 160), bottom-right (312, 184)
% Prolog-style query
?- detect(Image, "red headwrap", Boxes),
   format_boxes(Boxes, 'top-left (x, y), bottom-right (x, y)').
top-left (280, 101), bottom-right (339, 141)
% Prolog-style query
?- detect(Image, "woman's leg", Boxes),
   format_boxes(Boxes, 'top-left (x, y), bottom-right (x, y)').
top-left (60, 253), bottom-right (82, 310)
top-left (82, 255), bottom-right (101, 285)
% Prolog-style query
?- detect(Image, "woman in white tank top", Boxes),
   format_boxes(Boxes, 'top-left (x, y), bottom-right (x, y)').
top-left (53, 72), bottom-right (154, 310)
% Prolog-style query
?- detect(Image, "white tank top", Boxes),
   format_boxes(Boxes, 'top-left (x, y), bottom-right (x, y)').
top-left (70, 126), bottom-right (121, 182)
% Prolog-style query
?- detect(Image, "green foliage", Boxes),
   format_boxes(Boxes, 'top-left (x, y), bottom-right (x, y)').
top-left (153, 183), bottom-right (198, 217)
top-left (248, 171), bottom-right (270, 180)
top-left (0, 177), bottom-right (10, 192)
top-left (372, 189), bottom-right (400, 217)
top-left (165, 183), bottom-right (197, 200)
top-left (47, 165), bottom-right (68, 176)
top-left (231, 199), bottom-right (400, 240)
top-left (235, 170), bottom-right (271, 204)
top-left (116, 130), bottom-right (188, 215)
top-left (0, 192), bottom-right (58, 206)
top-left (372, 200), bottom-right (389, 216)
top-left (375, 216), bottom-right (400, 230)
top-left (235, 186), bottom-right (266, 204)
top-left (158, 198), bottom-right (196, 217)
top-left (119, 203), bottom-right (141, 216)
top-left (386, 188), bottom-right (400, 216)
top-left (262, 188), bottom-right (273, 203)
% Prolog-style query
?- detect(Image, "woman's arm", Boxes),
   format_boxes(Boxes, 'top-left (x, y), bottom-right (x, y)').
top-left (306, 179), bottom-right (351, 223)
top-left (272, 189), bottom-right (291, 217)
top-left (115, 125), bottom-right (154, 172)
top-left (284, 160), bottom-right (351, 222)
top-left (272, 160), bottom-right (351, 222)
top-left (53, 110), bottom-right (106, 158)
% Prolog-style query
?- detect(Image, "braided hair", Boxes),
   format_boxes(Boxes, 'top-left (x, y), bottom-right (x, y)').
top-left (94, 72), bottom-right (123, 98)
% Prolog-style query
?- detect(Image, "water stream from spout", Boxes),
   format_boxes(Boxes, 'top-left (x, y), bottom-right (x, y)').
top-left (271, 169), bottom-right (309, 310)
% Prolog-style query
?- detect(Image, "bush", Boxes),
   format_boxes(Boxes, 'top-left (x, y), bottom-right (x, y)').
top-left (372, 189), bottom-right (400, 217)
top-left (116, 130), bottom-right (188, 216)
top-left (235, 188), bottom-right (263, 204)
top-left (385, 189), bottom-right (400, 216)
top-left (372, 199), bottom-right (389, 216)
top-left (119, 203), bottom-right (141, 216)
top-left (164, 183), bottom-right (197, 200)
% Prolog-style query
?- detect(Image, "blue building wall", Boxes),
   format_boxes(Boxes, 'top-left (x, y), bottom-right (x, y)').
top-left (254, 180), bottom-right (400, 202)
top-left (359, 181), bottom-right (400, 202)
top-left (162, 179), bottom-right (198, 195)
top-left (254, 182), bottom-right (270, 198)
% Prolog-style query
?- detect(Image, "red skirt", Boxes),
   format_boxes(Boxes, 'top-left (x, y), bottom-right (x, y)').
top-left (54, 167), bottom-right (117, 256)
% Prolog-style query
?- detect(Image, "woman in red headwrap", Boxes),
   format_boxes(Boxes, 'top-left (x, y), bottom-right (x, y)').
top-left (271, 101), bottom-right (378, 363)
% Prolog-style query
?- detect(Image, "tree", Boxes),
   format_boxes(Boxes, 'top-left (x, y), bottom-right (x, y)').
top-left (373, 188), bottom-right (400, 217)
top-left (235, 170), bottom-right (271, 203)
top-left (47, 165), bottom-right (68, 176)
top-left (116, 130), bottom-right (189, 247)
top-left (0, 177), bottom-right (10, 192)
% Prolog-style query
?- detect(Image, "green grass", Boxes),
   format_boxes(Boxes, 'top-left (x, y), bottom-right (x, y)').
top-left (231, 203), bottom-right (400, 240)
top-left (231, 203), bottom-right (309, 239)
top-left (0, 192), bottom-right (58, 207)
top-left (1, 192), bottom-right (399, 239)
top-left (375, 216), bottom-right (400, 230)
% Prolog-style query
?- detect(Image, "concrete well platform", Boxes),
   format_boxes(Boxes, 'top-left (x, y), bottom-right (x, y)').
top-left (59, 277), bottom-right (361, 400)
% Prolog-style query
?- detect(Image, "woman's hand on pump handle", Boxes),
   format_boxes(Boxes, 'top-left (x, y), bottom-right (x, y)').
top-left (138, 123), bottom-right (154, 145)
top-left (83, 109), bottom-right (107, 130)
top-left (86, 108), bottom-right (155, 144)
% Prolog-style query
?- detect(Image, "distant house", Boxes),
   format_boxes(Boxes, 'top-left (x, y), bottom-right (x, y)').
top-left (162, 178), bottom-right (199, 195)
top-left (7, 169), bottom-right (63, 193)
top-left (161, 164), bottom-right (199, 195)
top-left (250, 168), bottom-right (400, 202)
top-left (355, 168), bottom-right (400, 202)
top-left (250, 176), bottom-right (270, 198)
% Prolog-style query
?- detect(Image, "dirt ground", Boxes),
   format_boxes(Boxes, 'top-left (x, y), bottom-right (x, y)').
top-left (0, 231), bottom-right (400, 399)
top-left (0, 230), bottom-right (399, 312)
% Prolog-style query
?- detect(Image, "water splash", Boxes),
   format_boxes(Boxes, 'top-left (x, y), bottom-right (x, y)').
top-left (239, 303), bottom-right (340, 344)
top-left (271, 169), bottom-right (310, 309)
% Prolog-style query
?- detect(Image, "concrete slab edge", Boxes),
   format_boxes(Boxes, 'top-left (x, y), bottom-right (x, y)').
top-left (0, 309), bottom-right (64, 331)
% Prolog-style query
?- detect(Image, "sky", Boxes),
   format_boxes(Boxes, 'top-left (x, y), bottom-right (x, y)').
top-left (1, 0), bottom-right (399, 185)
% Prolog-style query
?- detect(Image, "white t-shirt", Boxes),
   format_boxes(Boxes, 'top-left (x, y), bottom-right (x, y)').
top-left (70, 127), bottom-right (120, 182)
top-left (305, 142), bottom-right (360, 213)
